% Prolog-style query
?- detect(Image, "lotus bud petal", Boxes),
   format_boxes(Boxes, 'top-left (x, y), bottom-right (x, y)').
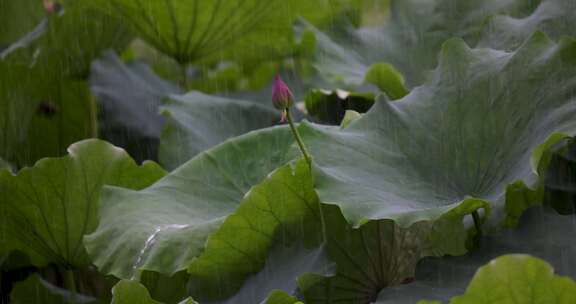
top-left (43, 0), bottom-right (55, 13)
top-left (272, 75), bottom-right (294, 110)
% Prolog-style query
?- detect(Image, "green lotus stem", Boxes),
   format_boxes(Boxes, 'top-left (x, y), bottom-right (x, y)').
top-left (471, 210), bottom-right (482, 244)
top-left (272, 75), bottom-right (311, 167)
top-left (63, 269), bottom-right (77, 294)
top-left (285, 109), bottom-right (311, 167)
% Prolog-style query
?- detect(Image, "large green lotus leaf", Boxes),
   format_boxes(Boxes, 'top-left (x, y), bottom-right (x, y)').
top-left (90, 50), bottom-right (180, 163)
top-left (111, 279), bottom-right (199, 304)
top-left (297, 0), bottom-right (517, 89)
top-left (81, 0), bottom-right (357, 64)
top-left (194, 160), bottom-right (415, 304)
top-left (0, 60), bottom-right (96, 167)
top-left (125, 32), bottom-right (312, 94)
top-left (364, 63), bottom-right (409, 100)
top-left (188, 167), bottom-right (467, 304)
top-left (304, 0), bottom-right (573, 89)
top-left (0, 139), bottom-right (166, 268)
top-left (448, 255), bottom-right (576, 304)
top-left (0, 158), bottom-right (12, 172)
top-left (376, 206), bottom-right (576, 303)
top-left (478, 0), bottom-right (576, 51)
top-left (202, 243), bottom-right (333, 303)
top-left (2, 0), bottom-right (132, 78)
top-left (102, 160), bottom-right (328, 304)
top-left (265, 290), bottom-right (301, 304)
top-left (159, 92), bottom-right (280, 170)
top-left (97, 157), bottom-right (432, 304)
top-left (10, 274), bottom-right (99, 304)
top-left (35, 2), bottom-right (132, 78)
top-left (138, 271), bottom-right (190, 304)
top-left (91, 49), bottom-right (290, 169)
top-left (234, 190), bottom-right (480, 304)
top-left (132, 158), bottom-right (448, 303)
top-left (186, 159), bottom-right (326, 301)
top-left (299, 33), bottom-right (576, 237)
top-left (0, 0), bottom-right (131, 166)
top-left (111, 280), bottom-right (161, 304)
top-left (0, 0), bottom-right (45, 49)
top-left (85, 127), bottom-right (296, 279)
top-left (298, 204), bottom-right (432, 303)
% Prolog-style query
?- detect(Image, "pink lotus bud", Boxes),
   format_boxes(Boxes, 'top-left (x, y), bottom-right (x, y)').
top-left (272, 75), bottom-right (294, 111)
top-left (43, 0), bottom-right (55, 13)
